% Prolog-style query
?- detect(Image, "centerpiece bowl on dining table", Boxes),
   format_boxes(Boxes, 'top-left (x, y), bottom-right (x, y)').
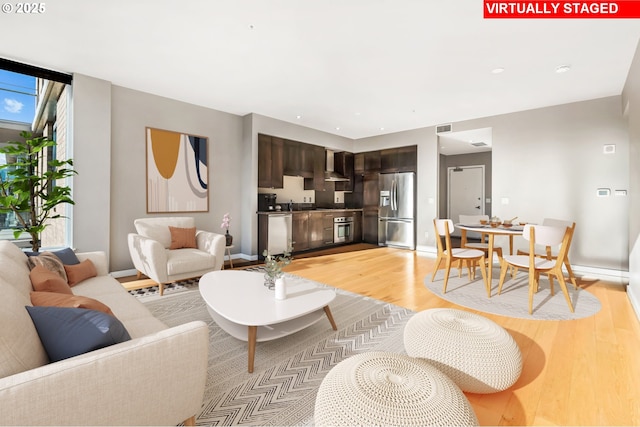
top-left (490, 221), bottom-right (501, 228)
top-left (479, 219), bottom-right (488, 225)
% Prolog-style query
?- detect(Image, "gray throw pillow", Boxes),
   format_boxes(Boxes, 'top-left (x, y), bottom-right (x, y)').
top-left (25, 306), bottom-right (131, 363)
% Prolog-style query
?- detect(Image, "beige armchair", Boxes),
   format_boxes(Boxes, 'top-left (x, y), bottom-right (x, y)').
top-left (128, 217), bottom-right (225, 295)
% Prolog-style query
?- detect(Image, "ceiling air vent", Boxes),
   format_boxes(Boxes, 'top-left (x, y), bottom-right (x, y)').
top-left (436, 124), bottom-right (452, 134)
top-left (470, 142), bottom-right (488, 147)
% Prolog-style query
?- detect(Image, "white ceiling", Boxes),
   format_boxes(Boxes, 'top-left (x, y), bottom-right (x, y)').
top-left (438, 127), bottom-right (493, 156)
top-left (1, 1), bottom-right (639, 141)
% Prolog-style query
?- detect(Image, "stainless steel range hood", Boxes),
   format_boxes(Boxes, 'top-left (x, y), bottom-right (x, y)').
top-left (324, 149), bottom-right (350, 182)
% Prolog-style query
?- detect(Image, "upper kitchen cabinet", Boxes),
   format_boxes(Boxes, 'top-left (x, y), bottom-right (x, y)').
top-left (334, 151), bottom-right (354, 192)
top-left (354, 150), bottom-right (381, 174)
top-left (304, 145), bottom-right (328, 191)
top-left (380, 145), bottom-right (417, 172)
top-left (283, 139), bottom-right (314, 178)
top-left (258, 134), bottom-right (284, 188)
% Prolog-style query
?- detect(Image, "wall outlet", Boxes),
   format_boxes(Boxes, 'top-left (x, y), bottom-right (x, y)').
top-left (425, 231), bottom-right (429, 239)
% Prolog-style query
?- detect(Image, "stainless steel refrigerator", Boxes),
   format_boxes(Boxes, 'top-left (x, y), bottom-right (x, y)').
top-left (378, 172), bottom-right (415, 249)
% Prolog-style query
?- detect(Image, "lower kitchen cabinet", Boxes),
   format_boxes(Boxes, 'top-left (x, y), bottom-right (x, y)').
top-left (362, 208), bottom-right (379, 244)
top-left (322, 212), bottom-right (335, 246)
top-left (308, 212), bottom-right (325, 249)
top-left (351, 211), bottom-right (363, 243)
top-left (260, 210), bottom-right (364, 257)
top-left (291, 212), bottom-right (309, 251)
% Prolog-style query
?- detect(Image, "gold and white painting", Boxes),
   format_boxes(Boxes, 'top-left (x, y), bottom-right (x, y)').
top-left (146, 127), bottom-right (208, 213)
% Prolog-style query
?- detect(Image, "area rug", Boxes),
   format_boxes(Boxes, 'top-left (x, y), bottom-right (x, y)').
top-left (427, 267), bottom-right (601, 320)
top-left (143, 273), bottom-right (414, 426)
top-left (127, 278), bottom-right (199, 300)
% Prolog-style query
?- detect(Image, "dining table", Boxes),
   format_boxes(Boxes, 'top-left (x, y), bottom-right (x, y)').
top-left (456, 223), bottom-right (524, 286)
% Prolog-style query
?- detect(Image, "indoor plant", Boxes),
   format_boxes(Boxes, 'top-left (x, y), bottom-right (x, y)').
top-left (0, 131), bottom-right (76, 251)
top-left (220, 212), bottom-right (232, 246)
top-left (262, 245), bottom-right (293, 289)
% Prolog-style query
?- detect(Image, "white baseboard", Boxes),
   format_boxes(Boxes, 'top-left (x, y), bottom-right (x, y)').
top-left (416, 245), bottom-right (629, 285)
top-left (111, 252), bottom-right (258, 278)
top-left (628, 285), bottom-right (640, 322)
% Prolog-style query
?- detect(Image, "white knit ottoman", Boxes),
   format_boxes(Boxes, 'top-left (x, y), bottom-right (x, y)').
top-left (314, 351), bottom-right (478, 427)
top-left (404, 308), bottom-right (522, 394)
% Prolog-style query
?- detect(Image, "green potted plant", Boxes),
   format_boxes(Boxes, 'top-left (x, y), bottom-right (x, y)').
top-left (0, 131), bottom-right (76, 251)
top-left (262, 245), bottom-right (293, 289)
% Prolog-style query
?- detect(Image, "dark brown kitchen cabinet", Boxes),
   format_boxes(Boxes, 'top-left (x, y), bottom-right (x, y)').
top-left (347, 210), bottom-right (362, 243)
top-left (364, 150), bottom-right (381, 172)
top-left (362, 208), bottom-right (379, 244)
top-left (284, 140), bottom-right (314, 178)
top-left (381, 145), bottom-right (417, 172)
top-left (335, 151), bottom-right (354, 192)
top-left (322, 212), bottom-right (335, 245)
top-left (361, 173), bottom-right (379, 244)
top-left (258, 134), bottom-right (283, 188)
top-left (354, 150), bottom-right (381, 173)
top-left (308, 212), bottom-right (326, 249)
top-left (304, 145), bottom-right (328, 191)
top-left (291, 212), bottom-right (309, 251)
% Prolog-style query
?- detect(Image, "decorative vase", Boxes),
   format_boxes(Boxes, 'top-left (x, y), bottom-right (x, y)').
top-left (275, 277), bottom-right (286, 300)
top-left (225, 230), bottom-right (233, 246)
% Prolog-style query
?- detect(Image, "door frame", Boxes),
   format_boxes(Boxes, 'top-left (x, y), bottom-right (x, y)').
top-left (446, 164), bottom-right (486, 220)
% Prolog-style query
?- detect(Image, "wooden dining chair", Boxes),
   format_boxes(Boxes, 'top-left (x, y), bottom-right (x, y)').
top-left (497, 223), bottom-right (575, 314)
top-left (458, 214), bottom-right (504, 262)
top-left (431, 219), bottom-right (489, 297)
top-left (515, 218), bottom-right (578, 288)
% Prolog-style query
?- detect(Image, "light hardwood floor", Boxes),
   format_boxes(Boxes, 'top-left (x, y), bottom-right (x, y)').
top-left (284, 246), bottom-right (640, 426)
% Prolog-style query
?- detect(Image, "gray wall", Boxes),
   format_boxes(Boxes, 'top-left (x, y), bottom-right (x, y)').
top-left (68, 71), bottom-right (632, 277)
top-left (358, 96), bottom-right (629, 272)
top-left (71, 74), bottom-right (112, 257)
top-left (109, 85), bottom-right (244, 271)
top-left (623, 41), bottom-right (640, 314)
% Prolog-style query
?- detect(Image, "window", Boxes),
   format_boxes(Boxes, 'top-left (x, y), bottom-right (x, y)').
top-left (0, 58), bottom-right (73, 249)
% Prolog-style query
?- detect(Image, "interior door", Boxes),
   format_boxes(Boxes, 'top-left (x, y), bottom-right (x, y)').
top-left (447, 166), bottom-right (485, 237)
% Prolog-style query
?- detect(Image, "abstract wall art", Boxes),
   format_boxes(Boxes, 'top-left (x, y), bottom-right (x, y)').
top-left (146, 127), bottom-right (208, 213)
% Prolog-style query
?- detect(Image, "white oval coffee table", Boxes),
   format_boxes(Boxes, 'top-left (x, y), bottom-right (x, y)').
top-left (199, 270), bottom-right (337, 373)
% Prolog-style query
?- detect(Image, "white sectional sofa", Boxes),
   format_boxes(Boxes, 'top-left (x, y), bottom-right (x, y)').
top-left (0, 240), bottom-right (209, 426)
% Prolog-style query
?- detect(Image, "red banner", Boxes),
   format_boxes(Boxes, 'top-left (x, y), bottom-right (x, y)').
top-left (484, 1), bottom-right (640, 18)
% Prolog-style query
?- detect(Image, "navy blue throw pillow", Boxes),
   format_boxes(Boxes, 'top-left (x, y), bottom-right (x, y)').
top-left (25, 306), bottom-right (131, 362)
top-left (25, 247), bottom-right (81, 265)
top-left (51, 247), bottom-right (81, 265)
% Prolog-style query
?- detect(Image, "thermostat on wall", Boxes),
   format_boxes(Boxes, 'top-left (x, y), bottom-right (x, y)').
top-left (596, 188), bottom-right (610, 197)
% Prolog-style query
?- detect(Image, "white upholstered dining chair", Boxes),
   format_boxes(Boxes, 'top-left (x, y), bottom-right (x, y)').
top-left (515, 218), bottom-right (578, 288)
top-left (431, 219), bottom-right (489, 297)
top-left (497, 223), bottom-right (575, 314)
top-left (458, 214), bottom-right (504, 261)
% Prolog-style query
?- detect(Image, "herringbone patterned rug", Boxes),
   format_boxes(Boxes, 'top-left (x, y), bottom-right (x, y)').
top-left (143, 273), bottom-right (414, 426)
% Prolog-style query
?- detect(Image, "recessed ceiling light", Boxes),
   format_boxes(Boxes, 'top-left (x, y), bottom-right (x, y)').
top-left (296, 115), bottom-right (302, 119)
top-left (335, 127), bottom-right (341, 131)
top-left (491, 67), bottom-right (505, 74)
top-left (556, 65), bottom-right (571, 73)
top-left (380, 127), bottom-right (385, 131)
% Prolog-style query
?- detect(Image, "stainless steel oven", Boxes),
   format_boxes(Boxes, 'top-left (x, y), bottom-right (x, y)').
top-left (334, 216), bottom-right (354, 243)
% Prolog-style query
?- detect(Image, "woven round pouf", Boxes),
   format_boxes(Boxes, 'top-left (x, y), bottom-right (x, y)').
top-left (403, 308), bottom-right (522, 394)
top-left (314, 351), bottom-right (478, 427)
